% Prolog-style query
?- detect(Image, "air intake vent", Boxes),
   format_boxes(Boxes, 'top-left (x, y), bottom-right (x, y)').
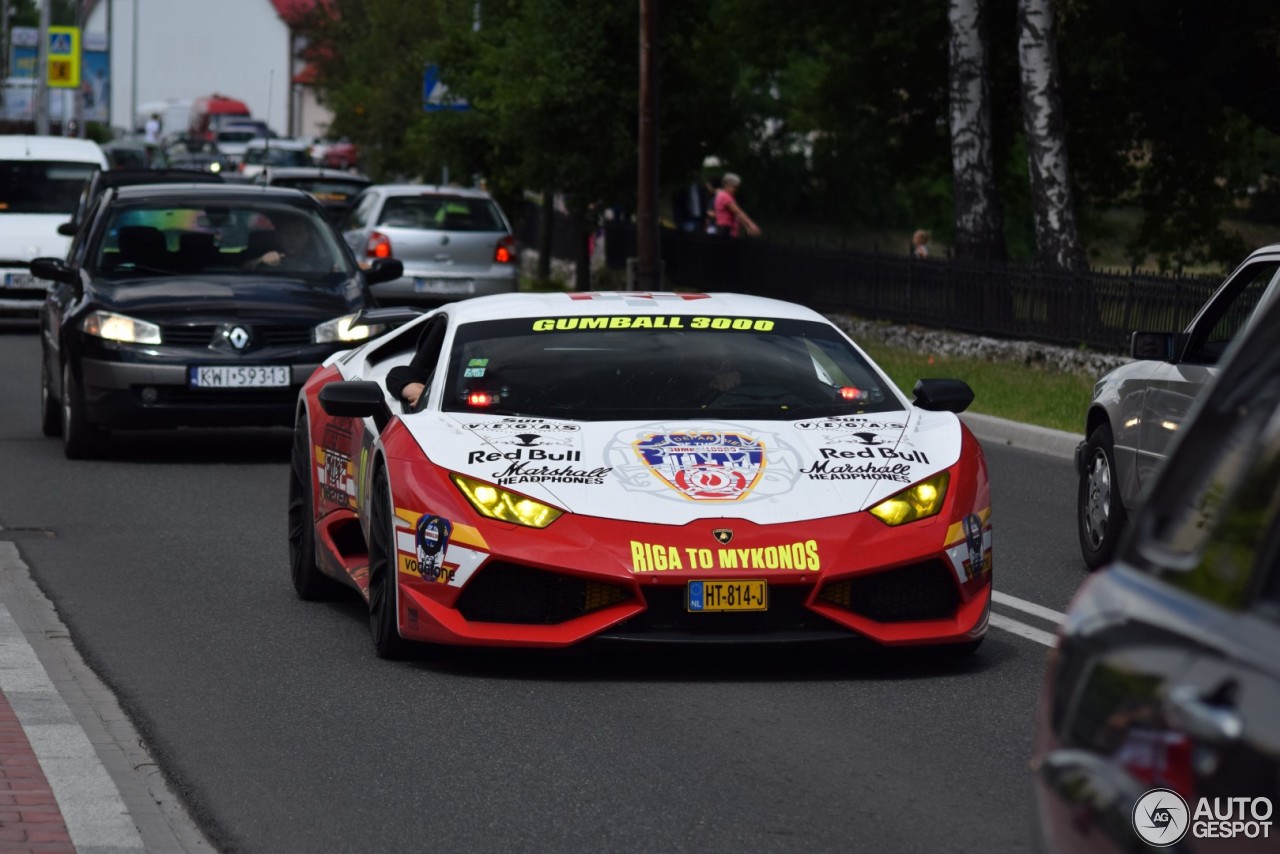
top-left (819, 561), bottom-right (959, 622)
top-left (455, 562), bottom-right (630, 625)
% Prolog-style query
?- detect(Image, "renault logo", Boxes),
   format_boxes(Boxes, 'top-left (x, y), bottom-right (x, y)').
top-left (227, 327), bottom-right (251, 350)
top-left (712, 529), bottom-right (733, 545)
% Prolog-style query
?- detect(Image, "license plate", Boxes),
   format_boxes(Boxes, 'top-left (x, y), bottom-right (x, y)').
top-left (3, 272), bottom-right (38, 288)
top-left (687, 580), bottom-right (768, 612)
top-left (188, 366), bottom-right (290, 388)
top-left (414, 277), bottom-right (474, 295)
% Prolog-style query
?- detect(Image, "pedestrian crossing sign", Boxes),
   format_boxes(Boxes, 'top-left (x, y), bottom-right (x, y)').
top-left (46, 27), bottom-right (80, 88)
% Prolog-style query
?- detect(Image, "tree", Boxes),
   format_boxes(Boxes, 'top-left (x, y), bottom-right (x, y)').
top-left (948, 0), bottom-right (1005, 261)
top-left (1017, 0), bottom-right (1086, 270)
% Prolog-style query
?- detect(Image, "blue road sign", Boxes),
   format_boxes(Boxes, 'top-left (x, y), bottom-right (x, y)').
top-left (423, 64), bottom-right (469, 113)
top-left (49, 32), bottom-right (72, 55)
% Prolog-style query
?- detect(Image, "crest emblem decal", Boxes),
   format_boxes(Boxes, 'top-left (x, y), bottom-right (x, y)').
top-left (712, 529), bottom-right (733, 545)
top-left (634, 432), bottom-right (765, 501)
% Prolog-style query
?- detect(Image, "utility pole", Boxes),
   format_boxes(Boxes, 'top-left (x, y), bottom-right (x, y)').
top-left (72, 0), bottom-right (85, 136)
top-left (0, 0), bottom-right (9, 112)
top-left (130, 0), bottom-right (138, 133)
top-left (634, 0), bottom-right (660, 291)
top-left (35, 0), bottom-right (51, 134)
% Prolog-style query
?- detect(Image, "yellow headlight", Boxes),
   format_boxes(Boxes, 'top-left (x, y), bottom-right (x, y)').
top-left (451, 474), bottom-right (563, 528)
top-left (868, 471), bottom-right (950, 526)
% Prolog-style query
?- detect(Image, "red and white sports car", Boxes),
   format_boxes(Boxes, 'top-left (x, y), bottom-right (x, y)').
top-left (289, 292), bottom-right (992, 658)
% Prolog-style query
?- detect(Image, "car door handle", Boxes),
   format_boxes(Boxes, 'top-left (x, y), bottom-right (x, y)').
top-left (1164, 684), bottom-right (1243, 744)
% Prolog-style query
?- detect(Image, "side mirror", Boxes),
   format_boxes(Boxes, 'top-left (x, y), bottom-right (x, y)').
top-left (28, 257), bottom-right (76, 286)
top-left (354, 306), bottom-right (426, 328)
top-left (363, 257), bottom-right (404, 286)
top-left (912, 378), bottom-right (975, 413)
top-left (57, 221), bottom-right (78, 236)
top-left (318, 380), bottom-right (386, 419)
top-left (1130, 331), bottom-right (1181, 362)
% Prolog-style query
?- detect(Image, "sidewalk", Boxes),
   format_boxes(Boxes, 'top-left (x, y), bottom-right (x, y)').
top-left (0, 413), bottom-right (1077, 853)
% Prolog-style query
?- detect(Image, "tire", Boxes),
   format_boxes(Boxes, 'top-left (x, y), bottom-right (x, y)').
top-left (61, 362), bottom-right (106, 459)
top-left (1078, 423), bottom-right (1128, 570)
top-left (40, 351), bottom-right (61, 437)
top-left (367, 466), bottom-right (411, 659)
top-left (287, 413), bottom-right (338, 600)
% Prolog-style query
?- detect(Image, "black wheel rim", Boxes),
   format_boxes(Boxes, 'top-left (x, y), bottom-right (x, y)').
top-left (368, 470), bottom-right (394, 647)
top-left (287, 419), bottom-right (312, 588)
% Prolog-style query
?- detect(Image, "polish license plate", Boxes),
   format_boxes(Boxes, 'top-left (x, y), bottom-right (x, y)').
top-left (414, 277), bottom-right (474, 295)
top-left (687, 580), bottom-right (768, 612)
top-left (3, 271), bottom-right (37, 288)
top-left (188, 365), bottom-right (290, 388)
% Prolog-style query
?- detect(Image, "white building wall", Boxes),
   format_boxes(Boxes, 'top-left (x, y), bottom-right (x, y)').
top-left (87, 0), bottom-right (291, 135)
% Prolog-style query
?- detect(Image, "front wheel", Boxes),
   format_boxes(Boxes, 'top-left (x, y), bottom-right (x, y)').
top-left (61, 362), bottom-right (106, 459)
top-left (368, 466), bottom-right (411, 659)
top-left (287, 412), bottom-right (338, 600)
top-left (40, 350), bottom-right (61, 437)
top-left (1077, 423), bottom-right (1127, 570)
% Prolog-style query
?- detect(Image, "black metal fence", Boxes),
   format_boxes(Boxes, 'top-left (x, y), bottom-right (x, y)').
top-left (520, 204), bottom-right (1222, 355)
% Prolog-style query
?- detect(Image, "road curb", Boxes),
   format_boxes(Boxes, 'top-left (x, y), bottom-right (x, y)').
top-left (960, 411), bottom-right (1080, 462)
top-left (0, 540), bottom-right (215, 854)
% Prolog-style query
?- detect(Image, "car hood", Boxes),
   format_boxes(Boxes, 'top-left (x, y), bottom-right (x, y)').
top-left (0, 214), bottom-right (73, 262)
top-left (402, 408), bottom-right (963, 525)
top-left (90, 275), bottom-right (365, 321)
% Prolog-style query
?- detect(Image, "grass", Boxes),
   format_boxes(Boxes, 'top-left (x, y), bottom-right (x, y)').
top-left (858, 340), bottom-right (1093, 434)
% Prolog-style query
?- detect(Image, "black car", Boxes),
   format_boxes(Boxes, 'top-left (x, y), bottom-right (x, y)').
top-left (1032, 289), bottom-right (1280, 852)
top-left (252, 167), bottom-right (372, 224)
top-left (67, 167), bottom-right (225, 235)
top-left (33, 183), bottom-right (402, 458)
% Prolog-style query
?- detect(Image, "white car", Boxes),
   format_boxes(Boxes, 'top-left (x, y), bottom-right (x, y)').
top-left (0, 135), bottom-right (107, 316)
top-left (1077, 244), bottom-right (1280, 568)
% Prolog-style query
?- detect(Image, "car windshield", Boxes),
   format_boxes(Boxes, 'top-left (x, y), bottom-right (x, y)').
top-left (441, 316), bottom-right (899, 421)
top-left (0, 160), bottom-right (98, 214)
top-left (378, 195), bottom-right (505, 232)
top-left (217, 131), bottom-right (257, 144)
top-left (91, 201), bottom-right (353, 280)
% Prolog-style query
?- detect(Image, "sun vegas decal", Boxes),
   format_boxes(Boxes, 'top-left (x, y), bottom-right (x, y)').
top-left (464, 418), bottom-right (580, 448)
top-left (414, 514), bottom-right (455, 584)
top-left (630, 539), bottom-right (820, 573)
top-left (634, 431), bottom-right (764, 501)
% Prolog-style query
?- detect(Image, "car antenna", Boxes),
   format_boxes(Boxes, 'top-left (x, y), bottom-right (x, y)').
top-left (263, 70), bottom-right (274, 173)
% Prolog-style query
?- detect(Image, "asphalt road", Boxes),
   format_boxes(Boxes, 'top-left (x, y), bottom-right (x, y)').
top-left (0, 320), bottom-right (1089, 854)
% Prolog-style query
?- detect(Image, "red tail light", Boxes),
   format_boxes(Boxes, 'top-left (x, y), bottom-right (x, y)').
top-left (366, 231), bottom-right (392, 259)
top-left (494, 235), bottom-right (516, 264)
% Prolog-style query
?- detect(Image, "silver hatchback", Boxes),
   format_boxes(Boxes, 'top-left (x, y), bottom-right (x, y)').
top-left (338, 184), bottom-right (519, 305)
top-left (1077, 244), bottom-right (1280, 568)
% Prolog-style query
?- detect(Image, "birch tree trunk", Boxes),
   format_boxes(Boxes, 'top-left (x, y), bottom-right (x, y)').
top-left (1017, 0), bottom-right (1087, 271)
top-left (948, 0), bottom-right (1005, 262)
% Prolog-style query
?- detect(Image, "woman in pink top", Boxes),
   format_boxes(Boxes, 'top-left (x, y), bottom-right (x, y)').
top-left (712, 173), bottom-right (761, 238)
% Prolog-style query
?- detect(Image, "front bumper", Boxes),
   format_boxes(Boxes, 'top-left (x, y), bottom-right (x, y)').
top-left (79, 356), bottom-right (320, 429)
top-left (0, 266), bottom-right (47, 315)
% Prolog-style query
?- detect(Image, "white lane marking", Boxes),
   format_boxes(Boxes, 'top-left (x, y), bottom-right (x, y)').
top-left (0, 598), bottom-right (145, 851)
top-left (989, 613), bottom-right (1058, 648)
top-left (992, 590), bottom-right (1066, 625)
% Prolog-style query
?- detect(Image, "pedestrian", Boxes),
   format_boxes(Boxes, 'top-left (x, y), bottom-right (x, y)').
top-left (712, 173), bottom-right (761, 238)
top-left (912, 229), bottom-right (930, 259)
top-left (144, 113), bottom-right (162, 144)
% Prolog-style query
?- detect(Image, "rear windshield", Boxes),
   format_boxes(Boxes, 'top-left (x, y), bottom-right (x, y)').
top-left (440, 316), bottom-right (898, 421)
top-left (244, 148), bottom-right (311, 167)
top-left (378, 195), bottom-right (506, 232)
top-left (0, 160), bottom-right (97, 214)
top-left (273, 178), bottom-right (368, 204)
top-left (91, 202), bottom-right (353, 281)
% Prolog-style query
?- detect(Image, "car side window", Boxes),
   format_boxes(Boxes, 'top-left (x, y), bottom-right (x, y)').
top-left (68, 196), bottom-right (102, 265)
top-left (1183, 262), bottom-right (1280, 365)
top-left (1129, 357), bottom-right (1280, 609)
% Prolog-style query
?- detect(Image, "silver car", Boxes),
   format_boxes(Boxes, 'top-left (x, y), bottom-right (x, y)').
top-left (1077, 244), bottom-right (1280, 568)
top-left (338, 184), bottom-right (519, 305)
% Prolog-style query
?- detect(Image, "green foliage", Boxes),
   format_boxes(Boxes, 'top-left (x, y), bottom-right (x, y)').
top-left (292, 0), bottom-right (1280, 267)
